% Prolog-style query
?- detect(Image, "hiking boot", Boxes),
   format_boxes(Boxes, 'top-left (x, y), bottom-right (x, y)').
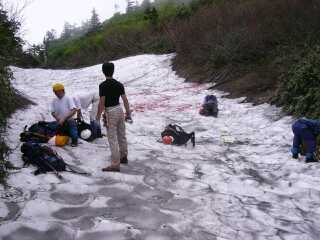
top-left (292, 153), bottom-right (299, 159)
top-left (305, 153), bottom-right (317, 163)
top-left (291, 147), bottom-right (299, 159)
top-left (102, 165), bottom-right (120, 172)
top-left (305, 158), bottom-right (318, 163)
top-left (121, 156), bottom-right (128, 164)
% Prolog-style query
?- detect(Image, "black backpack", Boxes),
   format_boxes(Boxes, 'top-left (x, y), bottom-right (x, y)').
top-left (20, 121), bottom-right (57, 143)
top-left (161, 124), bottom-right (195, 147)
top-left (77, 119), bottom-right (94, 142)
top-left (21, 143), bottom-right (88, 178)
top-left (21, 142), bottom-right (66, 176)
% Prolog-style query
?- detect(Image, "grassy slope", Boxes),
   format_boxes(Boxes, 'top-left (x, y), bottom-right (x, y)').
top-left (46, 3), bottom-right (184, 68)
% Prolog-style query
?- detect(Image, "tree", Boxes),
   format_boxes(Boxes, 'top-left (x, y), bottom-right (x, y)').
top-left (0, 0), bottom-right (26, 184)
top-left (140, 0), bottom-right (151, 10)
top-left (44, 29), bottom-right (56, 43)
top-left (114, 3), bottom-right (120, 14)
top-left (144, 7), bottom-right (159, 26)
top-left (88, 8), bottom-right (101, 32)
top-left (0, 3), bottom-right (22, 63)
top-left (61, 22), bottom-right (75, 40)
top-left (126, 0), bottom-right (137, 13)
top-left (43, 29), bottom-right (56, 64)
top-left (176, 4), bottom-right (192, 19)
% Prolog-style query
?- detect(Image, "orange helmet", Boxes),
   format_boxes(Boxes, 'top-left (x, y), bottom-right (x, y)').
top-left (162, 136), bottom-right (174, 145)
top-left (55, 135), bottom-right (69, 147)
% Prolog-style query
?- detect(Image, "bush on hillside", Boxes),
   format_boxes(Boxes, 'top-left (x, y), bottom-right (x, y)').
top-left (170, 0), bottom-right (320, 67)
top-left (277, 45), bottom-right (320, 118)
top-left (0, 4), bottom-right (30, 184)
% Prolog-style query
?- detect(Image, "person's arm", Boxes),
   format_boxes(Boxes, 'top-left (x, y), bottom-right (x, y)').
top-left (52, 112), bottom-right (60, 122)
top-left (59, 109), bottom-right (77, 125)
top-left (51, 100), bottom-right (60, 121)
top-left (64, 109), bottom-right (77, 120)
top-left (58, 97), bottom-right (78, 125)
top-left (77, 109), bottom-right (83, 120)
top-left (121, 94), bottom-right (131, 118)
top-left (96, 96), bottom-right (105, 121)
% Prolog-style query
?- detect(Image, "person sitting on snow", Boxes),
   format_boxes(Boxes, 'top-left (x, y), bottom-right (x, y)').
top-left (51, 83), bottom-right (79, 147)
top-left (73, 92), bottom-right (102, 139)
top-left (291, 118), bottom-right (320, 163)
top-left (199, 95), bottom-right (218, 117)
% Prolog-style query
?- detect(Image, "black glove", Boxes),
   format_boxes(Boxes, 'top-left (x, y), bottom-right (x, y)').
top-left (125, 115), bottom-right (133, 124)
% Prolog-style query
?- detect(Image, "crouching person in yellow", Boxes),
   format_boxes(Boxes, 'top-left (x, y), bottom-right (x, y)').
top-left (51, 83), bottom-right (79, 147)
top-left (96, 62), bottom-right (132, 172)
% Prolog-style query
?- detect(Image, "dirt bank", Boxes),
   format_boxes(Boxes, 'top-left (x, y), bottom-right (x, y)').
top-left (172, 57), bottom-right (281, 105)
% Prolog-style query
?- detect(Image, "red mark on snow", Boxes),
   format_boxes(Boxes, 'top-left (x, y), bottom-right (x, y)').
top-left (130, 83), bottom-right (207, 113)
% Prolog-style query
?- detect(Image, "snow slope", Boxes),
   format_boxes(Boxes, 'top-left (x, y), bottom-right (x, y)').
top-left (1, 54), bottom-right (320, 240)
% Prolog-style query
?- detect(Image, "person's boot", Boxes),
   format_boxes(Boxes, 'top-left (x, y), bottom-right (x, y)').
top-left (292, 153), bottom-right (299, 159)
top-left (121, 156), bottom-right (128, 164)
top-left (305, 153), bottom-right (318, 163)
top-left (102, 165), bottom-right (120, 172)
top-left (291, 147), bottom-right (299, 159)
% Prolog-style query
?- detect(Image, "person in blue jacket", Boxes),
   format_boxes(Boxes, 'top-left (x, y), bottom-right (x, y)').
top-left (291, 118), bottom-right (320, 163)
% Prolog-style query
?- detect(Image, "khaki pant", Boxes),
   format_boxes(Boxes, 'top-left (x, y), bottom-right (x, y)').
top-left (105, 106), bottom-right (128, 165)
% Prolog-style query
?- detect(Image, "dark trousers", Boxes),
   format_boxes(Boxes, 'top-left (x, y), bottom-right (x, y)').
top-left (90, 120), bottom-right (102, 139)
top-left (53, 119), bottom-right (78, 142)
top-left (292, 120), bottom-right (317, 156)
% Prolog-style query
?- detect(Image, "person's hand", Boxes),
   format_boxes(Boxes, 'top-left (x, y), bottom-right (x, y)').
top-left (125, 111), bottom-right (131, 118)
top-left (58, 118), bottom-right (65, 126)
top-left (125, 112), bottom-right (133, 124)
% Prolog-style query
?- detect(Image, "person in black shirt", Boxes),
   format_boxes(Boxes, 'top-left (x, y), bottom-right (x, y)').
top-left (96, 62), bottom-right (132, 172)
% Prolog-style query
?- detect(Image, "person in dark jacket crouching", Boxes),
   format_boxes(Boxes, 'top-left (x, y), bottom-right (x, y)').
top-left (291, 118), bottom-right (320, 163)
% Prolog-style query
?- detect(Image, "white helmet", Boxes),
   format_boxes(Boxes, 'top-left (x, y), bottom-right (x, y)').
top-left (80, 129), bottom-right (92, 140)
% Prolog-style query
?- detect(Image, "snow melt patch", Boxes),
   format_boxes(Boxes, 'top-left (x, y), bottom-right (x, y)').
top-left (0, 54), bottom-right (319, 240)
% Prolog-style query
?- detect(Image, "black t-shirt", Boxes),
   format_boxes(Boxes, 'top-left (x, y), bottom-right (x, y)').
top-left (99, 78), bottom-right (125, 108)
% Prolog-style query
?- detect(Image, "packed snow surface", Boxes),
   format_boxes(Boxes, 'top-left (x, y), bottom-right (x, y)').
top-left (1, 54), bottom-right (319, 240)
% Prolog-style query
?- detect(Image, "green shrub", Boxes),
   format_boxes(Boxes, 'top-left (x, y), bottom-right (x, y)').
top-left (44, 0), bottom-right (191, 68)
top-left (0, 4), bottom-right (30, 184)
top-left (278, 45), bottom-right (320, 118)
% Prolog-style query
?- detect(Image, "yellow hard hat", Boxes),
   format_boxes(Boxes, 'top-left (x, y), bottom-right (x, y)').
top-left (55, 135), bottom-right (69, 147)
top-left (52, 83), bottom-right (65, 92)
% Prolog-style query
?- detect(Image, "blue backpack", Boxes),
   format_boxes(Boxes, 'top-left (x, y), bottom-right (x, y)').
top-left (205, 95), bottom-right (218, 104)
top-left (200, 95), bottom-right (218, 117)
top-left (20, 121), bottom-right (57, 143)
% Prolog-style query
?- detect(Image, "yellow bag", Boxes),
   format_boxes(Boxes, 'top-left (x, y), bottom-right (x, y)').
top-left (55, 135), bottom-right (69, 147)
